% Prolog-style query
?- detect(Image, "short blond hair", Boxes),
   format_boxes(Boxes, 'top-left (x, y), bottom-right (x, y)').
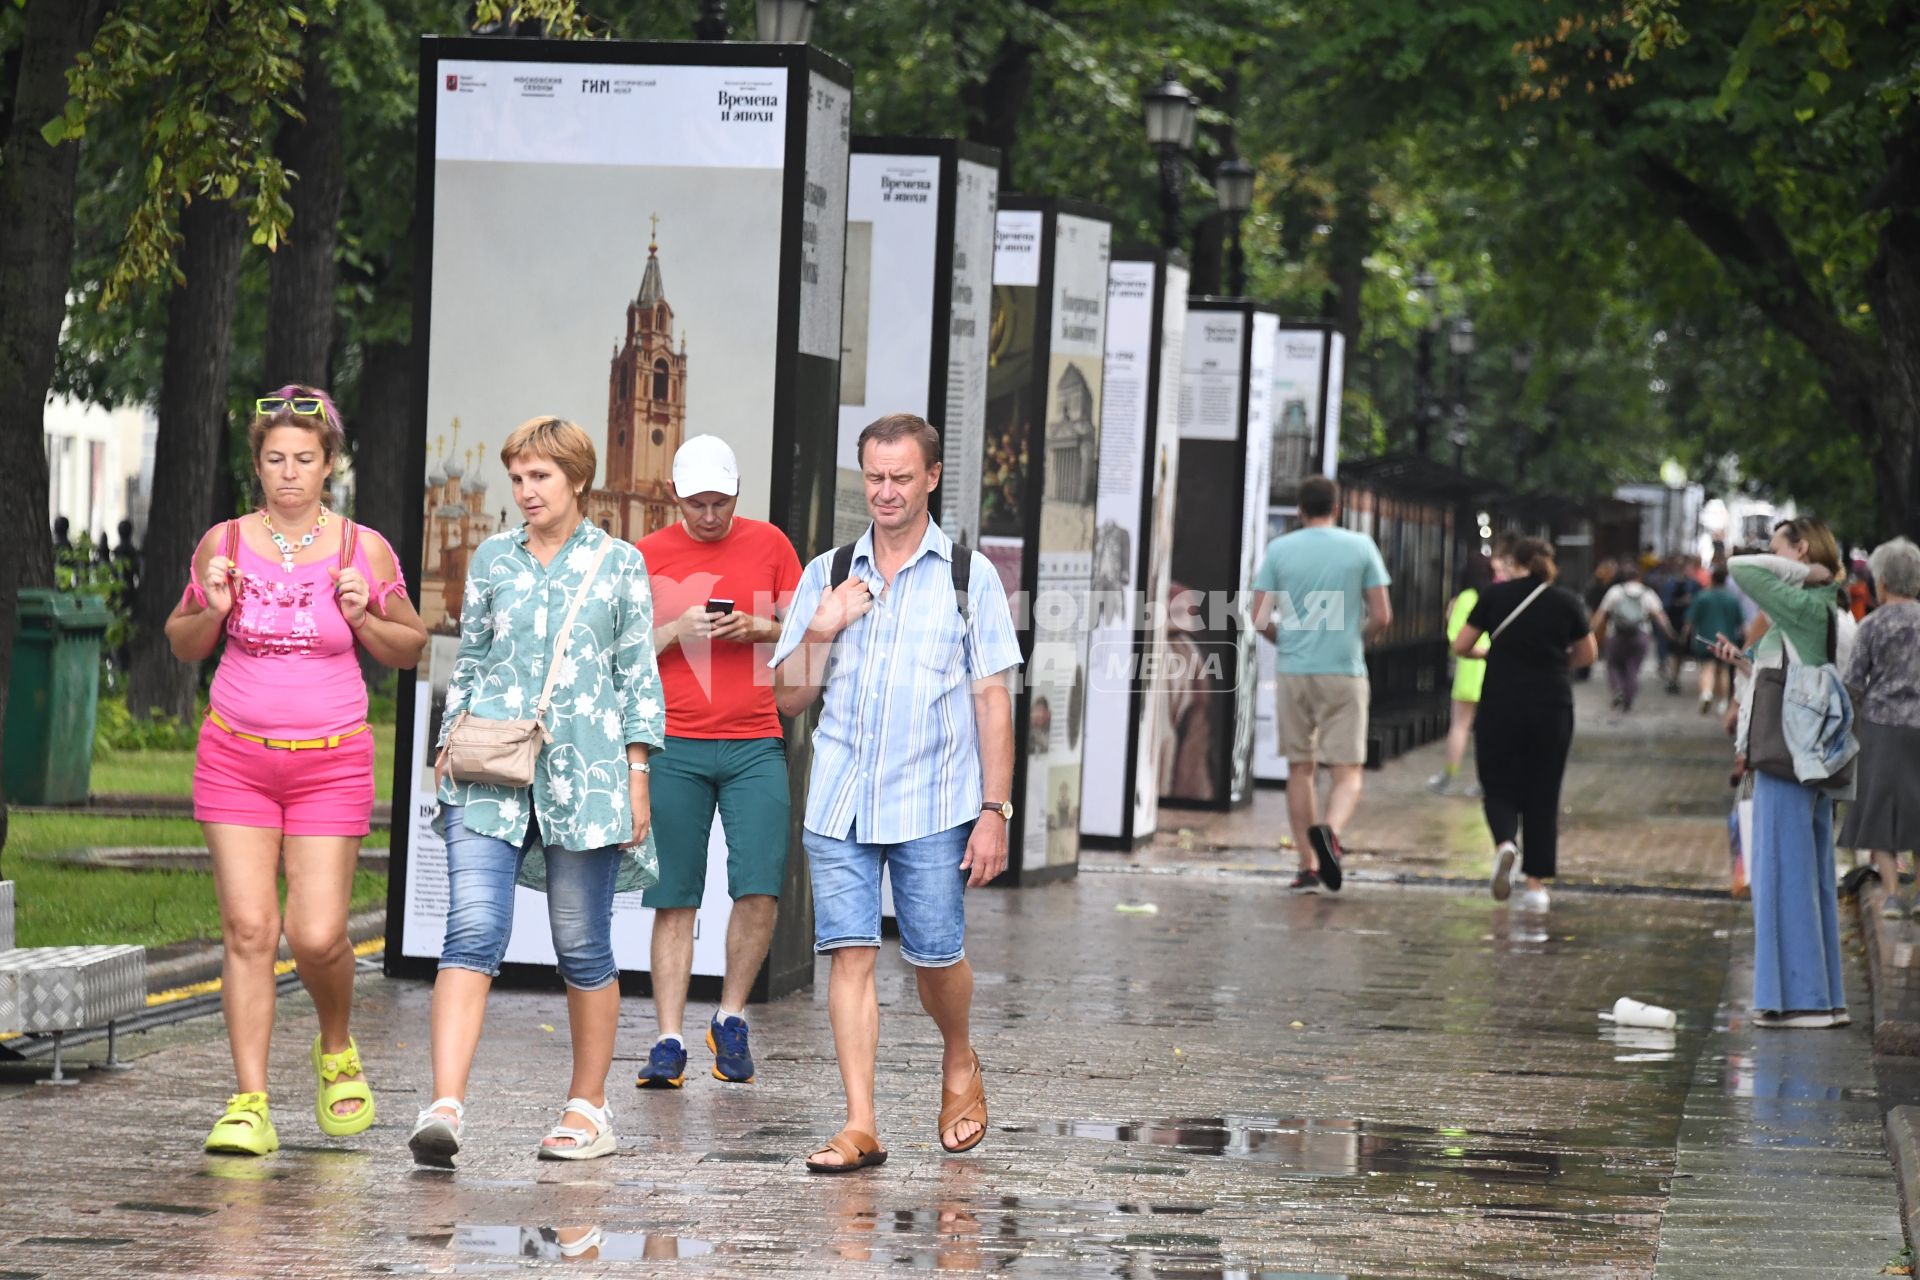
top-left (500, 416), bottom-right (597, 501)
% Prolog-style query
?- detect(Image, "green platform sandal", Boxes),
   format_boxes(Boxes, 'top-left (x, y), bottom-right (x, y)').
top-left (205, 1091), bottom-right (279, 1156)
top-left (311, 1034), bottom-right (376, 1138)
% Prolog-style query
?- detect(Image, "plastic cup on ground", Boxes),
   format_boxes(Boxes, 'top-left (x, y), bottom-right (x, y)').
top-left (1603, 996), bottom-right (1677, 1030)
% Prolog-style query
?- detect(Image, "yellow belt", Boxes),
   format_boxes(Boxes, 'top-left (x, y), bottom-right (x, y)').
top-left (208, 710), bottom-right (370, 752)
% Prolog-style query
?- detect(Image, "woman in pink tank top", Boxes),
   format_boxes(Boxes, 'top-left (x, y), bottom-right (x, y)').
top-left (163, 385), bottom-right (427, 1157)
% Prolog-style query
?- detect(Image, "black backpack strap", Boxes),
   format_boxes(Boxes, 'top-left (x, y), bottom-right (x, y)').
top-left (829, 543), bottom-right (856, 589)
top-left (949, 540), bottom-right (971, 624)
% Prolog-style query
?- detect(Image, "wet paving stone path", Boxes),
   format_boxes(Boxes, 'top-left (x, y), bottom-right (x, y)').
top-left (4, 876), bottom-right (1787, 1278)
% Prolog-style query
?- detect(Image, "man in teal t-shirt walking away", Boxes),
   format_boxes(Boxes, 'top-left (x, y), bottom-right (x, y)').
top-left (1250, 476), bottom-right (1392, 893)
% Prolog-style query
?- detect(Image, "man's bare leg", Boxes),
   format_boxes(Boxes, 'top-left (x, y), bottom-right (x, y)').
top-left (915, 959), bottom-right (980, 1149)
top-left (1286, 763), bottom-right (1318, 872)
top-left (808, 946), bottom-right (881, 1165)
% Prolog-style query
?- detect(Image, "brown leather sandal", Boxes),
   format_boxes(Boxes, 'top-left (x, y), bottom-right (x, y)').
top-left (938, 1051), bottom-right (988, 1154)
top-left (804, 1127), bottom-right (889, 1174)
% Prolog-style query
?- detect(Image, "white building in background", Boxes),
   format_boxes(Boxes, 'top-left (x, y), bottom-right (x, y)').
top-left (44, 396), bottom-right (154, 547)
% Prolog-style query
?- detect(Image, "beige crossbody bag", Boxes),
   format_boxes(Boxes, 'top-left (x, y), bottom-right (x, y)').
top-left (443, 538), bottom-right (613, 788)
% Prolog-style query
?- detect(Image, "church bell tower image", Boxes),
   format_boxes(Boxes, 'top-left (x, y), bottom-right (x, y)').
top-left (593, 216), bottom-right (689, 541)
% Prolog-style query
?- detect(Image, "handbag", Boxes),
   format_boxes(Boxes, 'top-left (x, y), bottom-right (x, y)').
top-left (443, 538), bottom-right (613, 788)
top-left (1747, 609), bottom-right (1851, 784)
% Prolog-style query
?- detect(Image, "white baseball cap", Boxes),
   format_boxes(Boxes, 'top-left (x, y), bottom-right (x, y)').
top-left (671, 434), bottom-right (740, 497)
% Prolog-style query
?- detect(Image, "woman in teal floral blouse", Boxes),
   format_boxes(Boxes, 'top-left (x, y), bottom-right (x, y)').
top-left (408, 417), bottom-right (666, 1167)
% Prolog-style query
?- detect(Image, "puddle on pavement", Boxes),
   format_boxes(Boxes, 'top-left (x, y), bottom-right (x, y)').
top-left (1031, 1116), bottom-right (1586, 1187)
top-left (443, 1225), bottom-right (715, 1261)
top-left (112, 1200), bottom-right (217, 1217)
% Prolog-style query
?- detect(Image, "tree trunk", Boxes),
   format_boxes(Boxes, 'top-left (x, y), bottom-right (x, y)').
top-left (126, 197), bottom-right (248, 722)
top-left (263, 47), bottom-right (344, 390)
top-left (1326, 161), bottom-right (1372, 383)
top-left (0, 0), bottom-right (110, 853)
top-left (1867, 198), bottom-right (1920, 541)
top-left (349, 337), bottom-right (414, 556)
top-left (957, 1), bottom-right (1053, 186)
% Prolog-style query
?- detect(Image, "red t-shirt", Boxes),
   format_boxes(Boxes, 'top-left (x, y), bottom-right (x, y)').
top-left (636, 517), bottom-right (802, 739)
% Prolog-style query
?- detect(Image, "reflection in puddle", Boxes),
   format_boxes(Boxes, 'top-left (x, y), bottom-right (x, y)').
top-left (1601, 1024), bottom-right (1678, 1062)
top-left (1042, 1117), bottom-right (1569, 1185)
top-left (448, 1225), bottom-right (714, 1261)
top-left (1720, 1053), bottom-right (1846, 1101)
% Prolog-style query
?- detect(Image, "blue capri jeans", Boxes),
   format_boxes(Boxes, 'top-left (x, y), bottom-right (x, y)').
top-left (438, 804), bottom-right (622, 991)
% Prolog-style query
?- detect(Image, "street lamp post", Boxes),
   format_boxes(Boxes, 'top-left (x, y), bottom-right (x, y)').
top-left (1447, 315), bottom-right (1475, 468)
top-left (1142, 66), bottom-right (1199, 252)
top-left (755, 0), bottom-right (818, 41)
top-left (1411, 269), bottom-right (1438, 455)
top-left (1216, 154), bottom-right (1254, 296)
top-left (694, 0), bottom-right (730, 41)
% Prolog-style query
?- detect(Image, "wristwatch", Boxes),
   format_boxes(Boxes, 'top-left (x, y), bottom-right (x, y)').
top-left (628, 760), bottom-right (651, 774)
top-left (981, 799), bottom-right (1013, 821)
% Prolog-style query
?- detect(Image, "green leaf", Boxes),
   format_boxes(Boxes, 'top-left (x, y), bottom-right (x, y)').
top-left (1794, 106), bottom-right (1816, 123)
top-left (1806, 70), bottom-right (1830, 96)
top-left (39, 115), bottom-right (69, 146)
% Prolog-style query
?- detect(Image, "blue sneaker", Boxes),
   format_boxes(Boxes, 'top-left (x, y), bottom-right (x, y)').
top-left (707, 1015), bottom-right (755, 1083)
top-left (635, 1037), bottom-right (687, 1089)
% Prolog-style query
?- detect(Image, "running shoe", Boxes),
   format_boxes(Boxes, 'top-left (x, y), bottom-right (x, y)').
top-left (1307, 824), bottom-right (1344, 892)
top-left (1491, 841), bottom-right (1517, 902)
top-left (1287, 869), bottom-right (1322, 894)
top-left (635, 1037), bottom-right (688, 1089)
top-left (707, 1015), bottom-right (755, 1083)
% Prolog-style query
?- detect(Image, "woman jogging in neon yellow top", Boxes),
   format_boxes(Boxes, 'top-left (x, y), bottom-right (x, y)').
top-left (1429, 540), bottom-right (1512, 796)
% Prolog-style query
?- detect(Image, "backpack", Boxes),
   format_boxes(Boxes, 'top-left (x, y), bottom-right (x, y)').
top-left (1611, 585), bottom-right (1649, 634)
top-left (828, 530), bottom-right (971, 625)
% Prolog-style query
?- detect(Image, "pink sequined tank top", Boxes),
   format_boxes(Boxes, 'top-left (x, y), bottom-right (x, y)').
top-left (189, 523), bottom-right (405, 739)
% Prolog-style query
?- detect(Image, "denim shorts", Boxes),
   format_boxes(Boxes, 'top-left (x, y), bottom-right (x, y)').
top-left (803, 820), bottom-right (973, 968)
top-left (438, 805), bottom-right (622, 991)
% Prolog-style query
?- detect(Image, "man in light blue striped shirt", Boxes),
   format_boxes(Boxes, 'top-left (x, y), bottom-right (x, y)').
top-left (771, 413), bottom-right (1021, 1172)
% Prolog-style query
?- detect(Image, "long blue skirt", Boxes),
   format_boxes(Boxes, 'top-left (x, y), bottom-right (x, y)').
top-left (1749, 770), bottom-right (1845, 1014)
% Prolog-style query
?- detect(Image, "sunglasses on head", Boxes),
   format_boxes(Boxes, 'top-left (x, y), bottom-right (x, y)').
top-left (256, 396), bottom-right (328, 422)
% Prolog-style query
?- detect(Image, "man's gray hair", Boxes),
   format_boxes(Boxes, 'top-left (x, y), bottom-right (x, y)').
top-left (1869, 537), bottom-right (1920, 599)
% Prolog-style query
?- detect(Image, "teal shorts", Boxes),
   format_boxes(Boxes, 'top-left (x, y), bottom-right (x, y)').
top-left (643, 736), bottom-right (792, 908)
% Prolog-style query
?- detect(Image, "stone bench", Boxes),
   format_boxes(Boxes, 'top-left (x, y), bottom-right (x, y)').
top-left (0, 936), bottom-right (147, 1084)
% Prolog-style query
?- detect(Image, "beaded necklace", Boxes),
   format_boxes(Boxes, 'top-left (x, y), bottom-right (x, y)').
top-left (262, 508), bottom-right (329, 573)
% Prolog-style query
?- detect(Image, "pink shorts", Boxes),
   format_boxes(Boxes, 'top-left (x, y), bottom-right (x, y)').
top-left (192, 719), bottom-right (376, 836)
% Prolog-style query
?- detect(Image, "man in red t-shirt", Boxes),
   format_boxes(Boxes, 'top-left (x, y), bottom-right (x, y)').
top-left (632, 435), bottom-right (802, 1089)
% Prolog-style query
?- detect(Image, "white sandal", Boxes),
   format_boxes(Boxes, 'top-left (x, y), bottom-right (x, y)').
top-left (536, 1097), bottom-right (616, 1161)
top-left (409, 1096), bottom-right (465, 1167)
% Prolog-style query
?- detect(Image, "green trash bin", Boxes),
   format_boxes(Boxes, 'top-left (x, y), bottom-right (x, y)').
top-left (3, 589), bottom-right (115, 805)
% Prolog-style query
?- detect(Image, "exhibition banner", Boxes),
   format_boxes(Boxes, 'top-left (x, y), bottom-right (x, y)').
top-left (1160, 300), bottom-right (1275, 810)
top-left (1080, 251), bottom-right (1187, 847)
top-left (389, 39), bottom-right (850, 989)
top-left (835, 139), bottom-right (998, 545)
top-left (1254, 322), bottom-right (1348, 785)
top-left (981, 199), bottom-right (1113, 882)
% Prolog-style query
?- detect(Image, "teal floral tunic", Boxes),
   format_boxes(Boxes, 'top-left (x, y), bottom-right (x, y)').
top-left (437, 519), bottom-right (665, 892)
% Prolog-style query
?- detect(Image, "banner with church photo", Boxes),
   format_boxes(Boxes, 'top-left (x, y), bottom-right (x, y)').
top-left (392, 40), bottom-right (849, 987)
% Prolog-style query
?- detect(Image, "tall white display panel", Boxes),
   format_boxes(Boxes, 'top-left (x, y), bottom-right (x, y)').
top-left (1079, 250), bottom-right (1188, 848)
top-left (389, 38), bottom-right (850, 999)
top-left (1254, 322), bottom-right (1349, 785)
top-left (835, 138), bottom-right (998, 545)
top-left (976, 199), bottom-right (1112, 883)
top-left (1158, 300), bottom-right (1276, 811)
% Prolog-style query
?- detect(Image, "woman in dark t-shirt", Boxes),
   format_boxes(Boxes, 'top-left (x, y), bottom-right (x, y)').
top-left (1453, 537), bottom-right (1599, 912)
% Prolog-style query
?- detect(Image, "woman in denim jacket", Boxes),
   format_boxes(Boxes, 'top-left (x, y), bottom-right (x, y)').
top-left (409, 417), bottom-right (666, 1165)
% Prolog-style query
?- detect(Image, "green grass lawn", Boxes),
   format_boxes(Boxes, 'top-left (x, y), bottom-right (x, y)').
top-left (90, 720), bottom-right (399, 804)
top-left (4, 812), bottom-right (388, 949)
